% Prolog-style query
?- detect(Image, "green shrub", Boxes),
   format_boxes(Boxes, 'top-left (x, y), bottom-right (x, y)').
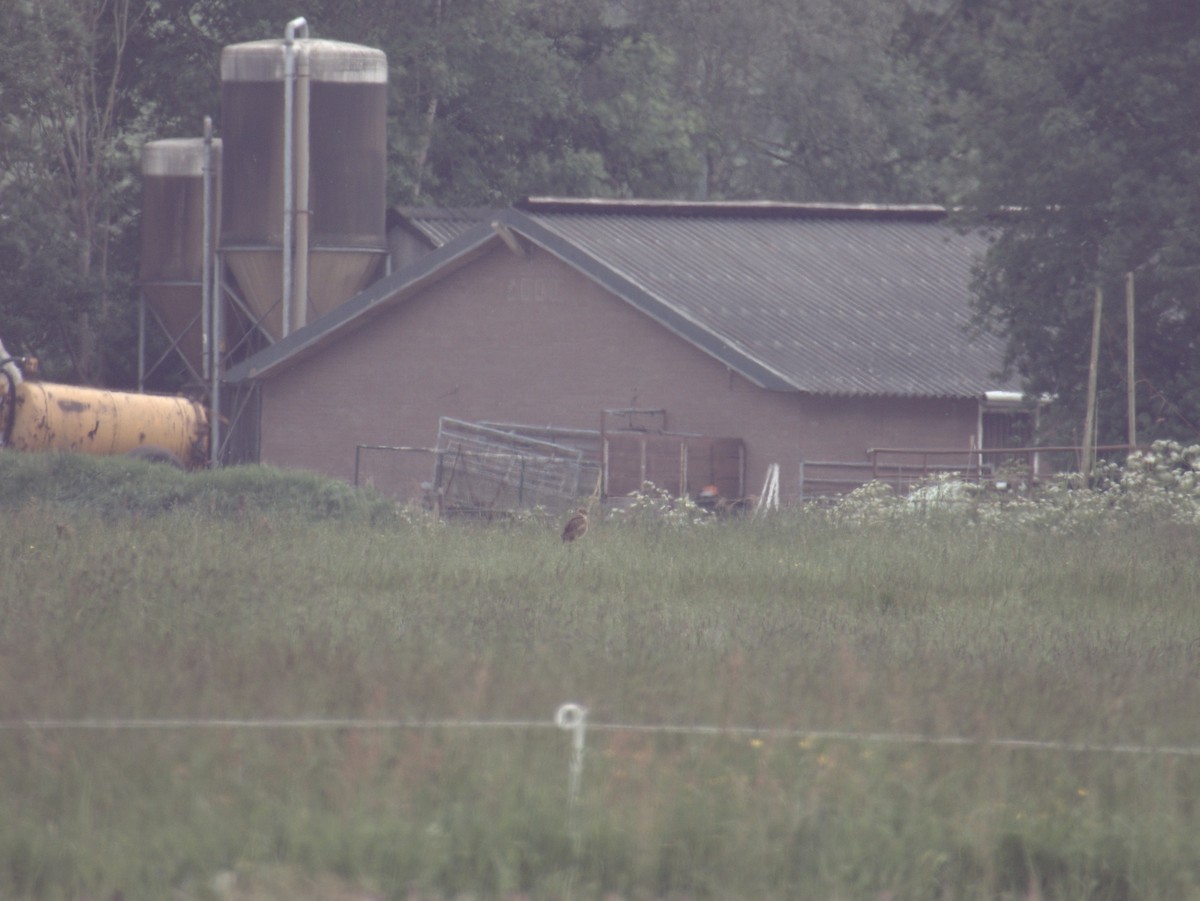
top-left (0, 450), bottom-right (398, 523)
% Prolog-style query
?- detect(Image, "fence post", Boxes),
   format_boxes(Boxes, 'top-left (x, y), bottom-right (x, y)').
top-left (556, 703), bottom-right (587, 852)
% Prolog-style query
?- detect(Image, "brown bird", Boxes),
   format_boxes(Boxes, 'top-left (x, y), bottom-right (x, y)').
top-left (561, 507), bottom-right (589, 542)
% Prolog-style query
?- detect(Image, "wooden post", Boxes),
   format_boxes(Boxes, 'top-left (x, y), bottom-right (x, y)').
top-left (1126, 272), bottom-right (1136, 450)
top-left (1082, 286), bottom-right (1103, 482)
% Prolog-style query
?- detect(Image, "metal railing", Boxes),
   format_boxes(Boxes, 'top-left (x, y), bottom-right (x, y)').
top-left (799, 444), bottom-right (1144, 501)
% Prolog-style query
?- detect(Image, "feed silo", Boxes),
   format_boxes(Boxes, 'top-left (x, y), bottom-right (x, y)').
top-left (139, 136), bottom-right (221, 380)
top-left (219, 28), bottom-right (388, 340)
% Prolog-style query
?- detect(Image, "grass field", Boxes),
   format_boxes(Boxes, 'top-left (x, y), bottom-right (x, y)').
top-left (2, 449), bottom-right (1200, 899)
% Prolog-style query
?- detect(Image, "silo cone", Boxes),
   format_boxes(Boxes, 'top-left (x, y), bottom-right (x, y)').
top-left (6, 381), bottom-right (208, 467)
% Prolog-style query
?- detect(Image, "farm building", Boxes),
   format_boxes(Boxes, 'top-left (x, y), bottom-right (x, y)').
top-left (222, 197), bottom-right (1029, 510)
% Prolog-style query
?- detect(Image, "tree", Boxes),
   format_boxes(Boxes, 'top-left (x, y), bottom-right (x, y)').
top-left (625, 0), bottom-right (951, 201)
top-left (960, 0), bottom-right (1200, 443)
top-left (0, 0), bottom-right (159, 384)
top-left (377, 0), bottom-right (700, 204)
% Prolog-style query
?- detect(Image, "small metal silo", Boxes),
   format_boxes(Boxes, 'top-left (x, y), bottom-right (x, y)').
top-left (139, 137), bottom-right (221, 380)
top-left (219, 31), bottom-right (388, 341)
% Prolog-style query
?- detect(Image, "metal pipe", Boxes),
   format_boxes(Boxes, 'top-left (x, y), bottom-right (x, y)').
top-left (137, 292), bottom-right (146, 391)
top-left (292, 34), bottom-right (311, 334)
top-left (1126, 272), bottom-right (1136, 449)
top-left (204, 116), bottom-right (222, 467)
top-left (1082, 285), bottom-right (1103, 481)
top-left (282, 16), bottom-right (308, 338)
top-left (210, 284), bottom-right (221, 468)
top-left (201, 117), bottom-right (213, 381)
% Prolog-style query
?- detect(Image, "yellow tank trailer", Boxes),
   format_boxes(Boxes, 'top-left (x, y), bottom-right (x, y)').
top-left (2, 380), bottom-right (208, 469)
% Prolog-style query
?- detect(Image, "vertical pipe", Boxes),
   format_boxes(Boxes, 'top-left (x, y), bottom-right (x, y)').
top-left (293, 38), bottom-right (311, 334)
top-left (975, 403), bottom-right (984, 470)
top-left (679, 442), bottom-right (687, 497)
top-left (137, 292), bottom-right (146, 391)
top-left (282, 17), bottom-right (308, 338)
top-left (210, 287), bottom-right (221, 468)
top-left (282, 30), bottom-right (294, 337)
top-left (739, 442), bottom-right (744, 499)
top-left (602, 439), bottom-right (609, 500)
top-left (201, 117), bottom-right (213, 381)
top-left (1082, 286), bottom-right (1103, 481)
top-left (1126, 272), bottom-right (1136, 449)
top-left (206, 116), bottom-right (221, 468)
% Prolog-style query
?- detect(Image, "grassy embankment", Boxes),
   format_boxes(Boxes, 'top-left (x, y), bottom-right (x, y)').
top-left (2, 449), bottom-right (1200, 899)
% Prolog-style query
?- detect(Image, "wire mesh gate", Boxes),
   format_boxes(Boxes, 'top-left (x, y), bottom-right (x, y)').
top-left (433, 418), bottom-right (593, 515)
top-left (355, 418), bottom-right (600, 515)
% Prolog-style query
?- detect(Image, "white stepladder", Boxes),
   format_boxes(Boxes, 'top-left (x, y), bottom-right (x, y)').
top-left (754, 463), bottom-right (781, 517)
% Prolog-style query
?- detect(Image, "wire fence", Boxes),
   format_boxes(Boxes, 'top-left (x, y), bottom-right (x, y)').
top-left (7, 704), bottom-right (1199, 850)
top-left (6, 705), bottom-right (1200, 758)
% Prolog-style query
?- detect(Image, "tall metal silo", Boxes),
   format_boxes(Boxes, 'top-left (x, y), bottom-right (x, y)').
top-left (139, 136), bottom-right (221, 382)
top-left (219, 27), bottom-right (388, 341)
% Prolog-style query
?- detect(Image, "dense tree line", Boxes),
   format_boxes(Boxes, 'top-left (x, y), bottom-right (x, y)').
top-left (0, 0), bottom-right (1196, 445)
top-left (957, 0), bottom-right (1200, 443)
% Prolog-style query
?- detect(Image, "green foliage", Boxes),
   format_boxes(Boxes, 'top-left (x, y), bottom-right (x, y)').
top-left (625, 0), bottom-right (958, 202)
top-left (378, 0), bottom-right (703, 204)
top-left (0, 450), bottom-right (398, 524)
top-left (0, 0), bottom-right (171, 385)
top-left (960, 0), bottom-right (1200, 443)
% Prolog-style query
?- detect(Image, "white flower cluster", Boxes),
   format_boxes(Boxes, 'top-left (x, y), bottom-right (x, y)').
top-left (825, 440), bottom-right (1200, 531)
top-left (605, 481), bottom-right (712, 529)
top-left (1107, 440), bottom-right (1200, 524)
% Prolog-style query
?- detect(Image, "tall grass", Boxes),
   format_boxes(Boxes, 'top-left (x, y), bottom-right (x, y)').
top-left (2, 450), bottom-right (1200, 898)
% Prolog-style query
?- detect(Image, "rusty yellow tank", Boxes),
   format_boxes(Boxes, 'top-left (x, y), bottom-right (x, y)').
top-left (5, 381), bottom-right (208, 467)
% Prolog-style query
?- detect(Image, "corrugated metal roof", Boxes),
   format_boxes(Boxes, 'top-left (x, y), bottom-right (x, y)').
top-left (390, 206), bottom-right (494, 247)
top-left (229, 198), bottom-right (1014, 399)
top-left (510, 199), bottom-right (1010, 398)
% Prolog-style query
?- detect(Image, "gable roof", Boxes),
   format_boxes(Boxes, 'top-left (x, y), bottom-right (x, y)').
top-left (226, 198), bottom-right (1013, 398)
top-left (387, 206), bottom-right (495, 248)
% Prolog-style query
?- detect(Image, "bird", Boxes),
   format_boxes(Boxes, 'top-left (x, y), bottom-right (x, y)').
top-left (561, 507), bottom-right (589, 542)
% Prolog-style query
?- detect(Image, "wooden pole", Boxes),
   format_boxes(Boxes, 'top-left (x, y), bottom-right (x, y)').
top-left (1126, 272), bottom-right (1136, 450)
top-left (1082, 285), bottom-right (1103, 481)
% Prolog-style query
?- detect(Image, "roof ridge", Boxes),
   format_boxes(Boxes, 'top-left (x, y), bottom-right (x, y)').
top-left (518, 196), bottom-right (947, 221)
